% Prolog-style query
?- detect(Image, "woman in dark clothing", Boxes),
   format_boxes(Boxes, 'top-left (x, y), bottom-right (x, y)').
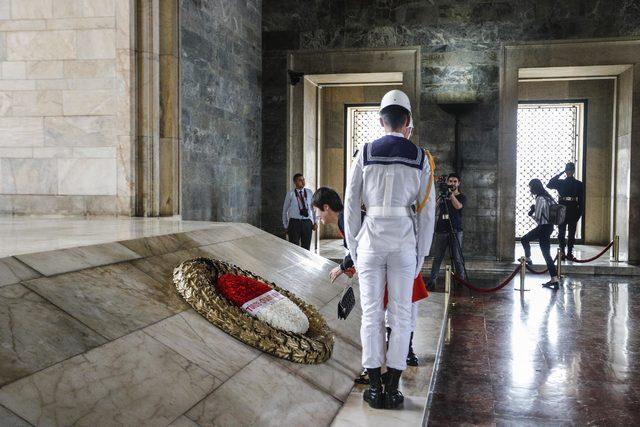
top-left (521, 179), bottom-right (560, 290)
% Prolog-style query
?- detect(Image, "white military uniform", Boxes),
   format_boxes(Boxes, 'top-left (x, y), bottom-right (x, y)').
top-left (345, 129), bottom-right (436, 370)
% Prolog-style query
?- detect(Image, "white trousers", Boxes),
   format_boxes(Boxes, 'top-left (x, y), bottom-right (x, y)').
top-left (357, 249), bottom-right (415, 370)
top-left (386, 302), bottom-right (418, 331)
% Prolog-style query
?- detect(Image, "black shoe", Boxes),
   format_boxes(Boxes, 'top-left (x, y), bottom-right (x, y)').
top-left (406, 332), bottom-right (418, 366)
top-left (525, 258), bottom-right (533, 266)
top-left (566, 253), bottom-right (577, 262)
top-left (354, 368), bottom-right (369, 385)
top-left (542, 280), bottom-right (560, 290)
top-left (383, 367), bottom-right (404, 409)
top-left (363, 367), bottom-right (384, 409)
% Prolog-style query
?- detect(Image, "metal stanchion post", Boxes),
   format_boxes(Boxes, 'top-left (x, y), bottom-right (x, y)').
top-left (556, 248), bottom-right (562, 278)
top-left (613, 235), bottom-right (620, 262)
top-left (516, 256), bottom-right (529, 292)
top-left (445, 265), bottom-right (451, 295)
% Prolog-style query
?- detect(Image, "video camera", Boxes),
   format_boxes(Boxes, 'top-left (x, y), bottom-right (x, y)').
top-left (436, 175), bottom-right (456, 199)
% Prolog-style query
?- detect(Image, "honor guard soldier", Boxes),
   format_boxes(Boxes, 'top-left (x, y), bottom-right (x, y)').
top-left (547, 162), bottom-right (584, 261)
top-left (344, 90), bottom-right (436, 409)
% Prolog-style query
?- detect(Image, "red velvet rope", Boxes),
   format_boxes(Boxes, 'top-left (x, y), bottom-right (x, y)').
top-left (570, 241), bottom-right (614, 263)
top-left (526, 241), bottom-right (614, 272)
top-left (525, 254), bottom-right (558, 275)
top-left (452, 265), bottom-right (520, 293)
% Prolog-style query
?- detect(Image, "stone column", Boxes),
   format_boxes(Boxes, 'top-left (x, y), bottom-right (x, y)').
top-left (135, 0), bottom-right (179, 217)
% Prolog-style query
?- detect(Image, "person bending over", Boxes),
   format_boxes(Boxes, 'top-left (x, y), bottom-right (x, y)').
top-left (522, 179), bottom-right (560, 290)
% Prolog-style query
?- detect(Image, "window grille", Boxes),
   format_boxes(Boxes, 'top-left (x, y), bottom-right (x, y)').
top-left (346, 106), bottom-right (385, 170)
top-left (516, 102), bottom-right (584, 239)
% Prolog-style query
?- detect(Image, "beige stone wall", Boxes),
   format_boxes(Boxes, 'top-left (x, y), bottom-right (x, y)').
top-left (0, 0), bottom-right (133, 215)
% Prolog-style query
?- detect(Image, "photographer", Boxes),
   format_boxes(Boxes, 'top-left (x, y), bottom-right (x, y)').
top-left (427, 173), bottom-right (466, 290)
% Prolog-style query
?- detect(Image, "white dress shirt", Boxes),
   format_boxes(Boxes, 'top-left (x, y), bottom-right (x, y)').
top-left (282, 187), bottom-right (316, 229)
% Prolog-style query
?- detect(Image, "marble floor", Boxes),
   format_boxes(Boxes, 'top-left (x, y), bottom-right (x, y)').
top-left (0, 217), bottom-right (449, 426)
top-left (427, 273), bottom-right (640, 425)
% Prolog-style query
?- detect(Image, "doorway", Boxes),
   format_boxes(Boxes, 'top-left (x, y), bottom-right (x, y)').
top-left (515, 101), bottom-right (586, 240)
top-left (287, 47), bottom-right (422, 253)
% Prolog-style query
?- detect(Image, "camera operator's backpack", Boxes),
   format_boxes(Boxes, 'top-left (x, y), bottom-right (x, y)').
top-left (546, 197), bottom-right (566, 225)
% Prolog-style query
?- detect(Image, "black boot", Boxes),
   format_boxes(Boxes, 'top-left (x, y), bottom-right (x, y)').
top-left (354, 368), bottom-right (369, 385)
top-left (383, 367), bottom-right (404, 409)
top-left (406, 332), bottom-right (418, 366)
top-left (363, 367), bottom-right (384, 409)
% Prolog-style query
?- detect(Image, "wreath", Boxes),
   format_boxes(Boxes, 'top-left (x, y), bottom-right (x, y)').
top-left (173, 258), bottom-right (334, 364)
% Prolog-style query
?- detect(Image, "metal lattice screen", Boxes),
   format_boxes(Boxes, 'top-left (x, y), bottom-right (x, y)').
top-left (516, 103), bottom-right (584, 239)
top-left (346, 106), bottom-right (385, 169)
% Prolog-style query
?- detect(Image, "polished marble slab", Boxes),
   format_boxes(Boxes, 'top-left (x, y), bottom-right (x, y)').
top-left (185, 355), bottom-right (342, 427)
top-left (144, 310), bottom-right (261, 382)
top-left (16, 241), bottom-right (141, 276)
top-left (332, 394), bottom-right (427, 426)
top-left (0, 284), bottom-right (106, 386)
top-left (273, 334), bottom-right (362, 402)
top-left (0, 331), bottom-right (220, 426)
top-left (0, 216), bottom-right (224, 258)
top-left (0, 257), bottom-right (39, 287)
top-left (0, 217), bottom-right (451, 426)
top-left (24, 263), bottom-right (187, 340)
top-left (0, 404), bottom-right (29, 427)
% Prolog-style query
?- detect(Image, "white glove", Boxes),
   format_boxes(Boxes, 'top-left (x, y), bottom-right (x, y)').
top-left (415, 256), bottom-right (425, 278)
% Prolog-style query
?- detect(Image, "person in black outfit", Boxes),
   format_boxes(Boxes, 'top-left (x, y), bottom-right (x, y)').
top-left (427, 173), bottom-right (466, 290)
top-left (522, 179), bottom-right (560, 289)
top-left (547, 162), bottom-right (584, 261)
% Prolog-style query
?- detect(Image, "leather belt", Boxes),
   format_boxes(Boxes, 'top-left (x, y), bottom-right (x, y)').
top-left (367, 206), bottom-right (412, 217)
top-left (561, 197), bottom-right (578, 201)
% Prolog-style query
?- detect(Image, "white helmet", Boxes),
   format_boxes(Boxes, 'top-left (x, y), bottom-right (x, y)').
top-left (380, 89), bottom-right (412, 113)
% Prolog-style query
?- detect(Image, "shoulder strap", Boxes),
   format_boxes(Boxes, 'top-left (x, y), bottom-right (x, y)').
top-left (417, 149), bottom-right (436, 214)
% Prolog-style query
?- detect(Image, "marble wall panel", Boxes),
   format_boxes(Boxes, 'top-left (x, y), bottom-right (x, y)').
top-left (0, 3), bottom-right (9, 20)
top-left (185, 355), bottom-right (341, 427)
top-left (0, 158), bottom-right (57, 194)
top-left (0, 283), bottom-right (106, 386)
top-left (44, 115), bottom-right (115, 146)
top-left (180, 0), bottom-right (262, 224)
top-left (0, 117), bottom-right (43, 147)
top-left (77, 28), bottom-right (116, 59)
top-left (64, 59), bottom-right (115, 79)
top-left (11, 90), bottom-right (62, 116)
top-left (62, 89), bottom-right (115, 115)
top-left (23, 263), bottom-right (186, 339)
top-left (1, 61), bottom-right (25, 79)
top-left (6, 30), bottom-right (76, 60)
top-left (0, 330), bottom-right (219, 426)
top-left (0, 0), bottom-right (132, 215)
top-left (57, 157), bottom-right (117, 195)
top-left (54, 0), bottom-right (115, 18)
top-left (10, 0), bottom-right (53, 20)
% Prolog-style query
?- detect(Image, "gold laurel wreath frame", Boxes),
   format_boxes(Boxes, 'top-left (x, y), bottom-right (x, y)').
top-left (173, 257), bottom-right (334, 364)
